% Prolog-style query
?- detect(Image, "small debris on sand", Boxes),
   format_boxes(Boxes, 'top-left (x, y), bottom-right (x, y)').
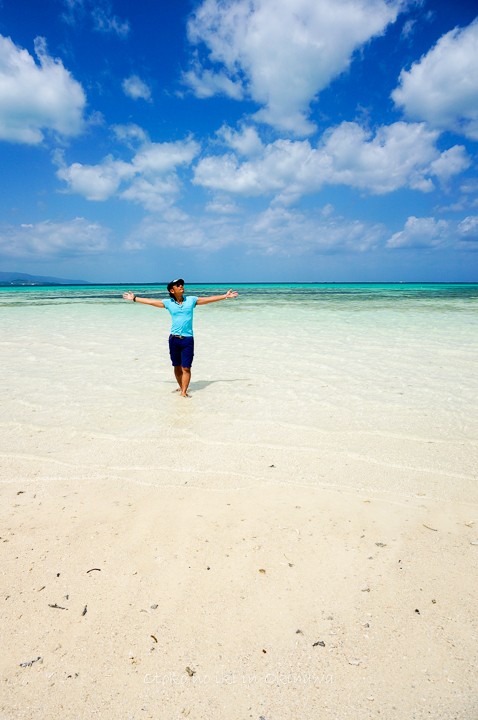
top-left (20, 656), bottom-right (42, 668)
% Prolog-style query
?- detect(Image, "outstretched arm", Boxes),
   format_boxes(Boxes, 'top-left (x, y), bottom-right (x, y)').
top-left (123, 291), bottom-right (165, 308)
top-left (196, 289), bottom-right (238, 306)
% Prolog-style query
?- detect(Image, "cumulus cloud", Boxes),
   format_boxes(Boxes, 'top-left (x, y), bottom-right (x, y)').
top-left (125, 214), bottom-right (220, 251)
top-left (217, 123), bottom-right (263, 156)
top-left (429, 145), bottom-right (470, 183)
top-left (56, 136), bottom-right (200, 209)
top-left (194, 139), bottom-right (310, 196)
top-left (457, 216), bottom-right (478, 249)
top-left (387, 214), bottom-right (478, 250)
top-left (185, 0), bottom-right (402, 135)
top-left (132, 138), bottom-right (200, 173)
top-left (0, 218), bottom-right (109, 258)
top-left (392, 19), bottom-right (478, 139)
top-left (205, 196), bottom-right (240, 214)
top-left (57, 155), bottom-right (134, 201)
top-left (112, 123), bottom-right (148, 146)
top-left (194, 121), bottom-right (469, 200)
top-left (0, 35), bottom-right (86, 144)
top-left (457, 215), bottom-right (478, 236)
top-left (437, 178), bottom-right (478, 213)
top-left (125, 205), bottom-right (384, 255)
top-left (386, 216), bottom-right (449, 249)
top-left (121, 176), bottom-right (181, 213)
top-left (122, 75), bottom-right (152, 102)
top-left (311, 121), bottom-right (441, 194)
top-left (249, 206), bottom-right (384, 254)
top-left (182, 61), bottom-right (243, 100)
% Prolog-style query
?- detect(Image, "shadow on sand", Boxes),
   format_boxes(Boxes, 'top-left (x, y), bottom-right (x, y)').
top-left (168, 379), bottom-right (250, 394)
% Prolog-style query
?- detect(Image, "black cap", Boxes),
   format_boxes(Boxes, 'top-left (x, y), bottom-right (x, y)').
top-left (167, 278), bottom-right (185, 291)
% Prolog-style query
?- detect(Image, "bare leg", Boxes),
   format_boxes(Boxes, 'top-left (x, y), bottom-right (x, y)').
top-left (173, 365), bottom-right (182, 391)
top-left (180, 367), bottom-right (191, 397)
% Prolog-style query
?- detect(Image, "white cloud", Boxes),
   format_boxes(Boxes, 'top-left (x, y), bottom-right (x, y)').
top-left (386, 216), bottom-right (449, 249)
top-left (387, 214), bottom-right (478, 251)
top-left (392, 19), bottom-right (478, 139)
top-left (57, 155), bottom-right (134, 200)
top-left (57, 136), bottom-right (200, 209)
top-left (186, 0), bottom-right (402, 135)
top-left (250, 206), bottom-right (384, 254)
top-left (312, 121), bottom-right (441, 194)
top-left (92, 5), bottom-right (130, 36)
top-left (429, 145), bottom-right (470, 183)
top-left (63, 0), bottom-right (130, 37)
top-left (401, 18), bottom-right (416, 39)
top-left (458, 215), bottom-right (478, 236)
top-left (126, 215), bottom-right (220, 251)
top-left (460, 179), bottom-right (478, 196)
top-left (194, 139), bottom-right (310, 196)
top-left (120, 176), bottom-right (180, 212)
top-left (122, 75), bottom-right (152, 102)
top-left (205, 196), bottom-right (240, 214)
top-left (0, 218), bottom-right (109, 258)
top-left (0, 35), bottom-right (86, 144)
top-left (62, 0), bottom-right (87, 25)
top-left (182, 62), bottom-right (243, 100)
top-left (217, 124), bottom-right (263, 156)
top-left (125, 205), bottom-right (384, 256)
top-left (457, 216), bottom-right (478, 249)
top-left (112, 123), bottom-right (148, 146)
top-left (132, 139), bottom-right (200, 173)
top-left (194, 121), bottom-right (468, 200)
top-left (437, 178), bottom-right (478, 213)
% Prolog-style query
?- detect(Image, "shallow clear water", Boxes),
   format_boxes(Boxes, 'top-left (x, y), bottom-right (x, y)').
top-left (1, 283), bottom-right (477, 500)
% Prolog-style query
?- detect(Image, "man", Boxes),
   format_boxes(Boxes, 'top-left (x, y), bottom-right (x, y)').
top-left (123, 279), bottom-right (238, 397)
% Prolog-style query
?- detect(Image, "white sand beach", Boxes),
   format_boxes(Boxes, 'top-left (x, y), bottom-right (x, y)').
top-left (1, 287), bottom-right (477, 719)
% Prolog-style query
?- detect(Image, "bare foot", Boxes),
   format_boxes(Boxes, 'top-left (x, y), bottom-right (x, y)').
top-left (180, 392), bottom-right (191, 398)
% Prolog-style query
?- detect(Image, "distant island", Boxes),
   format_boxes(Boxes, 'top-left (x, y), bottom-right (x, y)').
top-left (0, 272), bottom-right (91, 286)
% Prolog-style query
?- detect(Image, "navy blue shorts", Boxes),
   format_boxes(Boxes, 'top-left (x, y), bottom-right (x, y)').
top-left (169, 335), bottom-right (194, 368)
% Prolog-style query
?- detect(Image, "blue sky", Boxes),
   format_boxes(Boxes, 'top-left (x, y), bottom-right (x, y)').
top-left (0, 0), bottom-right (477, 282)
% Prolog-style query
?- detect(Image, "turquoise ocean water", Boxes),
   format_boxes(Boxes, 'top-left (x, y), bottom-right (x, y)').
top-left (1, 281), bottom-right (478, 305)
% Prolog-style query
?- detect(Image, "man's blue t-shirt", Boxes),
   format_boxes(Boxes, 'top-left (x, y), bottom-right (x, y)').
top-left (163, 296), bottom-right (198, 336)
